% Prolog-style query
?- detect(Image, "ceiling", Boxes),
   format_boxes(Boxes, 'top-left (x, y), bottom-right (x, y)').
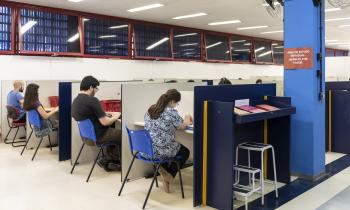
top-left (7, 0), bottom-right (350, 50)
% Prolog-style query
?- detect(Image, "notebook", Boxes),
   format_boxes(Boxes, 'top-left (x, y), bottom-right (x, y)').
top-left (256, 104), bottom-right (280, 111)
top-left (234, 108), bottom-right (251, 115)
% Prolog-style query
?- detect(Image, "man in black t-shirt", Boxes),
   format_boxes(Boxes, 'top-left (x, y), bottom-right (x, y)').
top-left (72, 76), bottom-right (121, 161)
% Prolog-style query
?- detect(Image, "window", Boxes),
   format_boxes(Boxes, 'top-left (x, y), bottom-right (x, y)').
top-left (254, 40), bottom-right (273, 63)
top-left (173, 30), bottom-right (201, 60)
top-left (84, 17), bottom-right (129, 57)
top-left (335, 50), bottom-right (347, 57)
top-left (134, 24), bottom-right (171, 58)
top-left (0, 6), bottom-right (12, 51)
top-left (272, 43), bottom-right (284, 64)
top-left (20, 8), bottom-right (80, 53)
top-left (326, 49), bottom-right (335, 57)
top-left (205, 34), bottom-right (230, 61)
top-left (231, 36), bottom-right (251, 62)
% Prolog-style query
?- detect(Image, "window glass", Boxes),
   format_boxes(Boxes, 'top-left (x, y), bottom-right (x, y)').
top-left (0, 6), bottom-right (12, 51)
top-left (231, 36), bottom-right (251, 62)
top-left (173, 30), bottom-right (200, 60)
top-left (272, 43), bottom-right (284, 64)
top-left (254, 40), bottom-right (273, 63)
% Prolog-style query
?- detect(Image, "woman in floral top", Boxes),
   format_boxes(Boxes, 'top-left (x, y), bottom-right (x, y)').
top-left (145, 89), bottom-right (192, 193)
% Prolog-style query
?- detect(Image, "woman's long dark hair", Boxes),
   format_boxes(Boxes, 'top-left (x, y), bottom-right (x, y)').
top-left (23, 83), bottom-right (40, 111)
top-left (148, 89), bottom-right (181, 119)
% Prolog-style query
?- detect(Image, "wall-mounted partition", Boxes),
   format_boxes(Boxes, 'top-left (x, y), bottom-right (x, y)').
top-left (121, 82), bottom-right (206, 181)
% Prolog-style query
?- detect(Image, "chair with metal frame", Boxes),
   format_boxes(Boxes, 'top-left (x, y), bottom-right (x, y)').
top-left (22, 109), bottom-right (55, 161)
top-left (118, 127), bottom-right (185, 209)
top-left (4, 105), bottom-right (27, 147)
top-left (70, 119), bottom-right (120, 183)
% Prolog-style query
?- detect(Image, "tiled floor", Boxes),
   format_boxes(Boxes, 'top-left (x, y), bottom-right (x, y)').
top-left (1, 143), bottom-right (349, 210)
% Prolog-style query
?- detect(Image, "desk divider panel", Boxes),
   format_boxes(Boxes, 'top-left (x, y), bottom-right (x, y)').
top-left (59, 82), bottom-right (72, 161)
top-left (121, 82), bottom-right (206, 182)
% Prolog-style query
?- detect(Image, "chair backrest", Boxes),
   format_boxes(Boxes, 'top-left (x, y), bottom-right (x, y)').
top-left (6, 105), bottom-right (20, 119)
top-left (126, 127), bottom-right (154, 158)
top-left (28, 109), bottom-right (41, 128)
top-left (77, 119), bottom-right (97, 143)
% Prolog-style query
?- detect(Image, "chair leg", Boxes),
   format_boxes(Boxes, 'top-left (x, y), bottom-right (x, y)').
top-left (11, 126), bottom-right (27, 147)
top-left (234, 146), bottom-right (239, 184)
top-left (21, 130), bottom-right (33, 156)
top-left (32, 137), bottom-right (44, 161)
top-left (271, 147), bottom-right (279, 198)
top-left (70, 143), bottom-right (85, 174)
top-left (245, 196), bottom-right (248, 210)
top-left (4, 127), bottom-right (13, 144)
top-left (86, 148), bottom-right (102, 183)
top-left (261, 151), bottom-right (265, 206)
top-left (48, 135), bottom-right (52, 151)
top-left (118, 154), bottom-right (137, 196)
top-left (153, 164), bottom-right (159, 188)
top-left (176, 161), bottom-right (185, 199)
top-left (142, 163), bottom-right (161, 209)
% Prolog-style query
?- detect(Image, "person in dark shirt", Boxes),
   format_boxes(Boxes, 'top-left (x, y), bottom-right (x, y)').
top-left (71, 76), bottom-right (121, 164)
top-left (218, 77), bottom-right (232, 85)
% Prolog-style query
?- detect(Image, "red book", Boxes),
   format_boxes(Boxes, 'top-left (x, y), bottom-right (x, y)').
top-left (256, 104), bottom-right (280, 111)
top-left (236, 105), bottom-right (266, 113)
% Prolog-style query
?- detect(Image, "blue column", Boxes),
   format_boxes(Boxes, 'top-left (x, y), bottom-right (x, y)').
top-left (284, 0), bottom-right (325, 178)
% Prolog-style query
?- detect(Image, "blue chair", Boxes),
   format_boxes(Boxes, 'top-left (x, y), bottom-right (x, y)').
top-left (70, 119), bottom-right (120, 183)
top-left (118, 127), bottom-right (184, 209)
top-left (21, 109), bottom-right (54, 161)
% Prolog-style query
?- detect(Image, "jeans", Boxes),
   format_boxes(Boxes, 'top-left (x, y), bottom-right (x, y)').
top-left (161, 144), bottom-right (190, 178)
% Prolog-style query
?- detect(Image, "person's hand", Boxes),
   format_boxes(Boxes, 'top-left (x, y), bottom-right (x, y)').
top-left (184, 114), bottom-right (192, 125)
top-left (111, 112), bottom-right (121, 120)
top-left (53, 106), bottom-right (59, 113)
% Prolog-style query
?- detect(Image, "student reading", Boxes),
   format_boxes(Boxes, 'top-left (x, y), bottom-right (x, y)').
top-left (144, 89), bottom-right (192, 193)
top-left (71, 76), bottom-right (121, 162)
top-left (23, 83), bottom-right (59, 132)
top-left (7, 80), bottom-right (26, 122)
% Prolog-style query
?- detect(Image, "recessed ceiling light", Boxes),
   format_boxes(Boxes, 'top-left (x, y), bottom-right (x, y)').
top-left (172, 13), bottom-right (207, 20)
top-left (174, 33), bottom-right (198, 38)
top-left (146, 37), bottom-right (169, 50)
top-left (127, 3), bottom-right (164, 13)
top-left (325, 8), bottom-right (342, 12)
top-left (326, 17), bottom-right (350, 22)
top-left (339, 24), bottom-right (350, 28)
top-left (109, 24), bottom-right (128, 29)
top-left (261, 30), bottom-right (283, 34)
top-left (68, 0), bottom-right (84, 2)
top-left (67, 33), bottom-right (80, 42)
top-left (206, 42), bottom-right (222, 49)
top-left (208, 20), bottom-right (241, 26)
top-left (237, 25), bottom-right (269, 30)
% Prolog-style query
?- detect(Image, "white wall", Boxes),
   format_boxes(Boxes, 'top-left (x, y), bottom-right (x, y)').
top-left (325, 56), bottom-right (350, 81)
top-left (0, 55), bottom-right (283, 81)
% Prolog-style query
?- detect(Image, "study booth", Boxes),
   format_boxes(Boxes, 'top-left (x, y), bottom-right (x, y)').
top-left (120, 81), bottom-right (207, 186)
top-left (326, 81), bottom-right (350, 154)
top-left (193, 84), bottom-right (295, 210)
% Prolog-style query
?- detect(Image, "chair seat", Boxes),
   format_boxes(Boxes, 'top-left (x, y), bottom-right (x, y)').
top-left (136, 153), bottom-right (182, 164)
top-left (234, 165), bottom-right (261, 174)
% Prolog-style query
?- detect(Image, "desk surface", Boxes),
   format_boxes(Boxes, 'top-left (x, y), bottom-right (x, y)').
top-left (45, 107), bottom-right (59, 112)
top-left (134, 121), bottom-right (193, 134)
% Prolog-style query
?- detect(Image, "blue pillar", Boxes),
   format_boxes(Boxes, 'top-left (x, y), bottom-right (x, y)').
top-left (284, 0), bottom-right (326, 179)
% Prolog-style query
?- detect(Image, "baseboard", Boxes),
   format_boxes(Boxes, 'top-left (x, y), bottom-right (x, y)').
top-left (291, 171), bottom-right (328, 182)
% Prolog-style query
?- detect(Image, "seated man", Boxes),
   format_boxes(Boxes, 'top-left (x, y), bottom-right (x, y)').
top-left (72, 76), bottom-right (121, 170)
top-left (7, 80), bottom-right (26, 122)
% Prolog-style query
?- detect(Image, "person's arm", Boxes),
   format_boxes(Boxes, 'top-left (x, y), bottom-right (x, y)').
top-left (16, 93), bottom-right (24, 108)
top-left (99, 113), bottom-right (119, 126)
top-left (36, 106), bottom-right (58, 120)
top-left (90, 97), bottom-right (119, 126)
top-left (178, 115), bottom-right (192, 130)
top-left (19, 99), bottom-right (24, 108)
top-left (170, 109), bottom-right (192, 130)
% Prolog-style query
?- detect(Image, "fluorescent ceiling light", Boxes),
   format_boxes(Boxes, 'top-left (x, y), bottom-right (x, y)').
top-left (83, 18), bottom-right (90, 22)
top-left (146, 37), bottom-right (169, 50)
top-left (109, 24), bottom-right (128, 29)
top-left (329, 42), bottom-right (350, 45)
top-left (21, 21), bottom-right (37, 34)
top-left (326, 17), bottom-right (350, 22)
top-left (172, 13), bottom-right (207, 20)
top-left (339, 25), bottom-right (350, 28)
top-left (234, 49), bottom-right (250, 52)
top-left (272, 43), bottom-right (278, 46)
top-left (325, 8), bottom-right (342, 12)
top-left (206, 42), bottom-right (222, 49)
top-left (99, 35), bottom-right (117, 39)
top-left (255, 47), bottom-right (265, 53)
top-left (237, 25), bottom-right (268, 31)
top-left (208, 20), bottom-right (241, 26)
top-left (128, 3), bottom-right (164, 12)
top-left (231, 40), bottom-right (246, 43)
top-left (258, 50), bottom-right (272, 57)
top-left (67, 33), bottom-right (80, 42)
top-left (261, 30), bottom-right (283, 34)
top-left (225, 50), bottom-right (230, 54)
top-left (339, 45), bottom-right (350, 47)
top-left (180, 43), bottom-right (198, 47)
top-left (68, 0), bottom-right (84, 2)
top-left (174, 33), bottom-right (198, 38)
